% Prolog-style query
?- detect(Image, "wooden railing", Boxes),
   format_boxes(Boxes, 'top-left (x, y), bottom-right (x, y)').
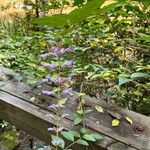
top-left (0, 67), bottom-right (150, 150)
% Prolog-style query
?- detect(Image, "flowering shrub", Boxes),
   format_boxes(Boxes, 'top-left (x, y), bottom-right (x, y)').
top-left (40, 42), bottom-right (103, 149)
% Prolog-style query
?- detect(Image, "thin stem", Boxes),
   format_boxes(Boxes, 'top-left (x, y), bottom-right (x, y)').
top-left (55, 57), bottom-right (61, 150)
top-left (64, 138), bottom-right (81, 150)
top-left (56, 56), bottom-right (61, 134)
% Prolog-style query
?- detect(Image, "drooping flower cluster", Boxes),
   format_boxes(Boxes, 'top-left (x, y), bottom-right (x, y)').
top-left (40, 46), bottom-right (75, 59)
top-left (40, 43), bottom-right (76, 148)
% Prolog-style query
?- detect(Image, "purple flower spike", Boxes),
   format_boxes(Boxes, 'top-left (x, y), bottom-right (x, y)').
top-left (42, 63), bottom-right (57, 69)
top-left (62, 88), bottom-right (73, 96)
top-left (62, 60), bottom-right (76, 68)
top-left (41, 90), bottom-right (55, 96)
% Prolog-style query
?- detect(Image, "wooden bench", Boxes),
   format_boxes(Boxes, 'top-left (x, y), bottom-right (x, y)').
top-left (0, 67), bottom-right (150, 150)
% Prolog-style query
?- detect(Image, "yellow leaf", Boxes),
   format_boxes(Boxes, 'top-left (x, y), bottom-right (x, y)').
top-left (58, 98), bottom-right (67, 106)
top-left (0, 54), bottom-right (5, 59)
top-left (125, 116), bottom-right (133, 124)
top-left (114, 46), bottom-right (124, 53)
top-left (30, 97), bottom-right (35, 102)
top-left (112, 119), bottom-right (120, 127)
top-left (78, 93), bottom-right (86, 97)
top-left (95, 105), bottom-right (104, 113)
top-left (27, 63), bottom-right (37, 68)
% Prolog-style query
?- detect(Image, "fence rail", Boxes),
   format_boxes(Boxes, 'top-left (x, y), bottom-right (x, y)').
top-left (0, 67), bottom-right (150, 150)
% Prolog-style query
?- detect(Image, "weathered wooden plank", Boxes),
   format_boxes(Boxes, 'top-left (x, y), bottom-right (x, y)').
top-left (0, 90), bottom-right (138, 150)
top-left (0, 90), bottom-right (111, 150)
top-left (0, 67), bottom-right (150, 150)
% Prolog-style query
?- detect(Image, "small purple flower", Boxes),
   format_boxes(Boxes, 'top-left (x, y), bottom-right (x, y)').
top-left (45, 76), bottom-right (57, 82)
top-left (52, 140), bottom-right (63, 146)
top-left (52, 46), bottom-right (66, 57)
top-left (59, 48), bottom-right (66, 56)
top-left (55, 77), bottom-right (72, 84)
top-left (62, 60), bottom-right (76, 68)
top-left (61, 113), bottom-right (69, 118)
top-left (48, 126), bottom-right (64, 132)
top-left (65, 46), bottom-right (75, 52)
top-left (40, 53), bottom-right (51, 59)
top-left (48, 127), bottom-right (56, 131)
top-left (56, 77), bottom-right (65, 84)
top-left (41, 78), bottom-right (48, 83)
top-left (65, 77), bottom-right (72, 82)
top-left (41, 76), bottom-right (55, 83)
top-left (51, 46), bottom-right (59, 52)
top-left (47, 40), bottom-right (57, 44)
top-left (57, 126), bottom-right (64, 132)
top-left (41, 90), bottom-right (55, 96)
top-left (46, 114), bottom-right (55, 119)
top-left (48, 104), bottom-right (59, 110)
top-left (42, 63), bottom-right (57, 69)
top-left (61, 88), bottom-right (73, 96)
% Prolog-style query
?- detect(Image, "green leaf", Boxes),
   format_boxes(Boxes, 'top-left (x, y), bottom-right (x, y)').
top-left (77, 139), bottom-right (89, 146)
top-left (0, 81), bottom-right (4, 87)
top-left (32, 0), bottom-right (105, 26)
top-left (74, 117), bottom-right (82, 125)
top-left (90, 133), bottom-right (103, 140)
top-left (61, 131), bottom-right (74, 142)
top-left (32, 14), bottom-right (69, 26)
top-left (118, 77), bottom-right (130, 86)
top-left (74, 0), bottom-right (84, 6)
top-left (136, 36), bottom-right (150, 41)
top-left (71, 131), bottom-right (81, 138)
top-left (143, 83), bottom-right (150, 89)
top-left (83, 134), bottom-right (96, 142)
top-left (85, 72), bottom-right (94, 79)
top-left (140, 102), bottom-right (150, 114)
top-left (51, 135), bottom-right (65, 149)
top-left (84, 109), bottom-right (93, 114)
top-left (77, 109), bottom-right (84, 115)
top-left (131, 72), bottom-right (150, 78)
top-left (58, 98), bottom-right (67, 107)
top-left (80, 128), bottom-right (88, 134)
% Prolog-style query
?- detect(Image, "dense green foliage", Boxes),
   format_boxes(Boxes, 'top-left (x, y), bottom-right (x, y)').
top-left (32, 0), bottom-right (150, 114)
top-left (0, 0), bottom-right (150, 114)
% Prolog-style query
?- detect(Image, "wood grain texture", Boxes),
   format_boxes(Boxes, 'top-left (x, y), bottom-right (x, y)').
top-left (0, 67), bottom-right (149, 150)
